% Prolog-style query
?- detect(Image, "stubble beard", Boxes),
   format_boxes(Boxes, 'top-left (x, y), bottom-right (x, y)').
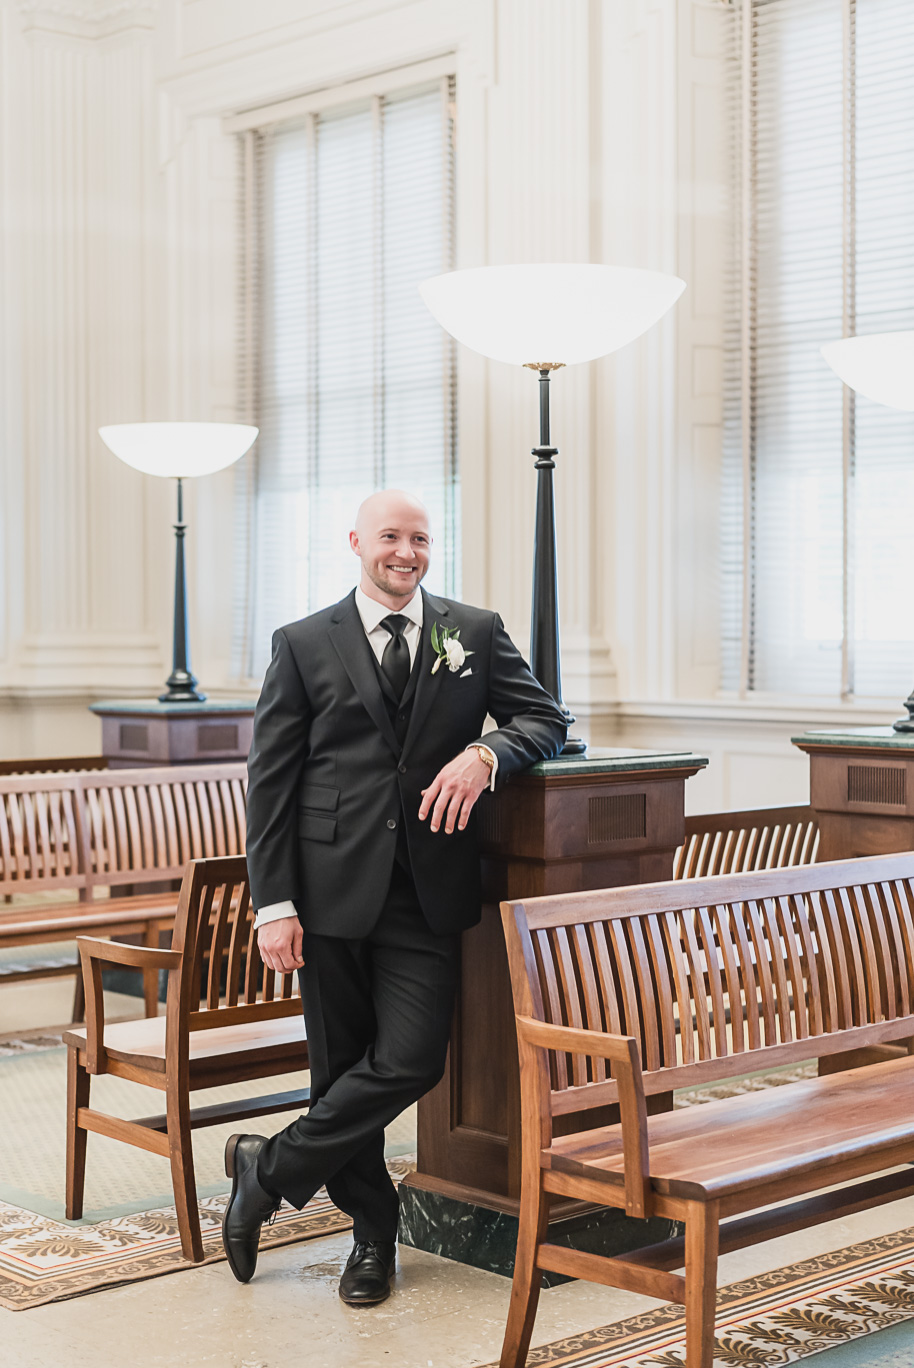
top-left (366, 563), bottom-right (425, 601)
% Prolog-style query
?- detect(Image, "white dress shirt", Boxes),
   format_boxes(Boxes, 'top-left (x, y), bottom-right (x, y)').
top-left (254, 585), bottom-right (497, 928)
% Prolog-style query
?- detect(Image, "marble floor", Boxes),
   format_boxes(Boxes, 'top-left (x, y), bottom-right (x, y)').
top-left (8, 1198), bottom-right (914, 1368)
top-left (5, 972), bottom-right (914, 1368)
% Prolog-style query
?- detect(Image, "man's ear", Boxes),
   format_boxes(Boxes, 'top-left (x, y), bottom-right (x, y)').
top-left (349, 530), bottom-right (360, 555)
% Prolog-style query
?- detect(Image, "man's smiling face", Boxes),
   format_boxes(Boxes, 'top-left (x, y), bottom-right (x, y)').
top-left (350, 490), bottom-right (432, 608)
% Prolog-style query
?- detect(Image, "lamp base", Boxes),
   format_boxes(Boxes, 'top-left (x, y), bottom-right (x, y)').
top-left (158, 687), bottom-right (208, 704)
top-left (559, 704), bottom-right (587, 756)
top-left (159, 669), bottom-right (206, 704)
top-left (893, 693), bottom-right (914, 732)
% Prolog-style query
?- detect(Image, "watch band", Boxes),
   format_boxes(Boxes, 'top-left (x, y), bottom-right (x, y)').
top-left (470, 744), bottom-right (496, 771)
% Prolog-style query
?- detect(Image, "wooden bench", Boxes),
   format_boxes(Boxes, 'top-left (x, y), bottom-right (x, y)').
top-left (0, 763), bottom-right (247, 1018)
top-left (0, 755), bottom-right (108, 776)
top-left (64, 854), bottom-right (309, 1262)
top-left (674, 804), bottom-right (819, 879)
top-left (499, 852), bottom-right (914, 1368)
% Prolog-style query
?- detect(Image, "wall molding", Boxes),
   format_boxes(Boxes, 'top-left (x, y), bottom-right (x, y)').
top-left (18, 0), bottom-right (157, 41)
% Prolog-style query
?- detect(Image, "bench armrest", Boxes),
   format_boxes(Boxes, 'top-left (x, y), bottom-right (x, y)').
top-left (76, 936), bottom-right (182, 1073)
top-left (516, 1015), bottom-right (640, 1065)
top-left (515, 1015), bottom-right (651, 1220)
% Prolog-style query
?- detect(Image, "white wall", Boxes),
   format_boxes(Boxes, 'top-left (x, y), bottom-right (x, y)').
top-left (0, 0), bottom-right (900, 806)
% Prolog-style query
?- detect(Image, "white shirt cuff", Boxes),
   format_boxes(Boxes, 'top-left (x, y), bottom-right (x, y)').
top-left (466, 743), bottom-right (499, 792)
top-left (253, 900), bottom-right (298, 930)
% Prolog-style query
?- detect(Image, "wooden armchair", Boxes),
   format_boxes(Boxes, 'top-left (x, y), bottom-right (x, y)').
top-left (63, 854), bottom-right (309, 1261)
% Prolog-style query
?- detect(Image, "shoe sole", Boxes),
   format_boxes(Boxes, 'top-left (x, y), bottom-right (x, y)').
top-left (339, 1260), bottom-right (396, 1307)
top-left (339, 1284), bottom-right (393, 1307)
top-left (222, 1133), bottom-right (249, 1284)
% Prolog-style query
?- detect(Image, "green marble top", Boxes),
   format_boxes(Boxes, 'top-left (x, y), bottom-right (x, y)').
top-left (792, 726), bottom-right (914, 750)
top-left (89, 699), bottom-right (256, 716)
top-left (525, 747), bottom-right (709, 777)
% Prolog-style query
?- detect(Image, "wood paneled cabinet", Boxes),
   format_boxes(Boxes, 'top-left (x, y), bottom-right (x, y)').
top-left (400, 750), bottom-right (708, 1219)
top-left (793, 728), bottom-right (914, 861)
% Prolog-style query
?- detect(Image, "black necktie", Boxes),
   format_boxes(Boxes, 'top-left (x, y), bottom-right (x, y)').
top-left (379, 615), bottom-right (411, 700)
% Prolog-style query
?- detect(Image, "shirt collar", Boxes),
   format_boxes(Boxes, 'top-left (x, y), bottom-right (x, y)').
top-left (355, 584), bottom-right (424, 634)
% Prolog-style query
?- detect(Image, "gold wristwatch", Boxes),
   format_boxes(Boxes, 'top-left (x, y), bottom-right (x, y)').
top-left (469, 744), bottom-right (496, 773)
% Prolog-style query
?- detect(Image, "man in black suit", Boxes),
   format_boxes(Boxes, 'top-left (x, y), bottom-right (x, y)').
top-left (223, 489), bottom-right (566, 1302)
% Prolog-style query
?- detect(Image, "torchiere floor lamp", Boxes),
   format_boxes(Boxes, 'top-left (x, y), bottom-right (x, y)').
top-left (821, 330), bottom-right (914, 731)
top-left (420, 263), bottom-right (685, 754)
top-left (98, 422), bottom-right (258, 702)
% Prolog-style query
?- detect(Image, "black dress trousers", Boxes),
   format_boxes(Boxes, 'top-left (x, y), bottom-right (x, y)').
top-left (256, 862), bottom-right (459, 1242)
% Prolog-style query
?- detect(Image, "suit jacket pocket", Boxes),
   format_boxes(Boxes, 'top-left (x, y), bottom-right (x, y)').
top-left (298, 813), bottom-right (336, 842)
top-left (298, 784), bottom-right (339, 813)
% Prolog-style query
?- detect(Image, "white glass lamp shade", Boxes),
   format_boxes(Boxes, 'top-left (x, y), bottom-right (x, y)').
top-left (821, 332), bottom-right (914, 412)
top-left (98, 422), bottom-right (259, 478)
top-left (419, 263), bottom-right (686, 367)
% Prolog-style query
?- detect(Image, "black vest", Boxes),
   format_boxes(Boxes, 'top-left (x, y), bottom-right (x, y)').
top-left (369, 646), bottom-right (422, 868)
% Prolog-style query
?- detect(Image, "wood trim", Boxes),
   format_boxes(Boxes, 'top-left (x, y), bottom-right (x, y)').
top-left (536, 1242), bottom-right (687, 1304)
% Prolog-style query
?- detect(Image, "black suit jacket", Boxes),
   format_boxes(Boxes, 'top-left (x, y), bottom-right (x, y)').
top-left (245, 587), bottom-right (567, 936)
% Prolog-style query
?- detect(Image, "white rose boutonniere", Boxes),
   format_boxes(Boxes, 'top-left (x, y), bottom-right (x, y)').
top-left (431, 621), bottom-right (474, 675)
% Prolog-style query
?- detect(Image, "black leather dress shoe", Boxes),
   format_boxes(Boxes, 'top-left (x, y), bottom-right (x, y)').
top-left (338, 1240), bottom-right (397, 1305)
top-left (222, 1134), bottom-right (281, 1284)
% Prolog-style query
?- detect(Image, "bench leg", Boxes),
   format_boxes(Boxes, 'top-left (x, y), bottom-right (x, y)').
top-left (166, 1081), bottom-right (204, 1262)
top-left (499, 1177), bottom-right (549, 1368)
top-left (684, 1198), bottom-right (719, 1368)
top-left (65, 1048), bottom-right (90, 1219)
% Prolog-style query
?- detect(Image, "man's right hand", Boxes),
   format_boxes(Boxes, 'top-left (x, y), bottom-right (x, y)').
top-left (258, 917), bottom-right (304, 974)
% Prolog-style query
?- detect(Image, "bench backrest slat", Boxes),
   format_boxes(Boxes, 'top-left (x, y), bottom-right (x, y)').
top-left (674, 805), bottom-right (820, 879)
top-left (503, 852), bottom-right (914, 1112)
top-left (0, 776), bottom-right (86, 895)
top-left (78, 765), bottom-right (247, 888)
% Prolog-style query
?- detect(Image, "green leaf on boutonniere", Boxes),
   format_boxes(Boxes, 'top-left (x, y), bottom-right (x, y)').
top-left (431, 620), bottom-right (441, 656)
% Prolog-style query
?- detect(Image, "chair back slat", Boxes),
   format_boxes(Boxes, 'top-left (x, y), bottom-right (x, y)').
top-left (167, 855), bottom-right (300, 1030)
top-left (674, 806), bottom-right (820, 880)
top-left (224, 884), bottom-right (252, 1007)
top-left (571, 925), bottom-right (606, 1081)
top-left (502, 853), bottom-right (914, 1113)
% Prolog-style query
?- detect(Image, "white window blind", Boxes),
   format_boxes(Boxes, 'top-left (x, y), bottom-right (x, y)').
top-left (722, 0), bottom-right (914, 699)
top-left (234, 78), bottom-right (457, 680)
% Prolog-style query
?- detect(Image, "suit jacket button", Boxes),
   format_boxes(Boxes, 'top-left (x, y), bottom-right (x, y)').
top-left (398, 764), bottom-right (406, 774)
top-left (387, 818), bottom-right (397, 830)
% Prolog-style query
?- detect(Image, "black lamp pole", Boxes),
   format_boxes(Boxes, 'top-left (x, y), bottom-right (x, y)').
top-left (526, 364), bottom-right (586, 755)
top-left (159, 476), bottom-right (205, 703)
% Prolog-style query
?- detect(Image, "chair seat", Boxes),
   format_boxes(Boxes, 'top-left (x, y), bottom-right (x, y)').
top-left (545, 1054), bottom-right (914, 1201)
top-left (63, 1011), bottom-right (307, 1075)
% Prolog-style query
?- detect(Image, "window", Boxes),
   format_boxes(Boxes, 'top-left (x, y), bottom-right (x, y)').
top-left (722, 0), bottom-right (914, 699)
top-left (234, 75), bottom-right (457, 679)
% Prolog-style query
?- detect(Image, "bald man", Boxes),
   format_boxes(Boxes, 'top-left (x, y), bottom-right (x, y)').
top-left (223, 490), bottom-right (566, 1302)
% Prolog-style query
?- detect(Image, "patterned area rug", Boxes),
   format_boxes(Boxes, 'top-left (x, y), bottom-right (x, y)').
top-left (0, 1155), bottom-right (415, 1310)
top-left (479, 1228), bottom-right (914, 1367)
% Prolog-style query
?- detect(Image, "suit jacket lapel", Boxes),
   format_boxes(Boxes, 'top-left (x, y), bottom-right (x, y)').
top-left (328, 591), bottom-right (400, 758)
top-left (401, 590), bottom-right (450, 760)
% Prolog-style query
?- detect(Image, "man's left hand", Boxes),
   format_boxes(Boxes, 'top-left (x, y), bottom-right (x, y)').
top-left (419, 751), bottom-right (490, 834)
